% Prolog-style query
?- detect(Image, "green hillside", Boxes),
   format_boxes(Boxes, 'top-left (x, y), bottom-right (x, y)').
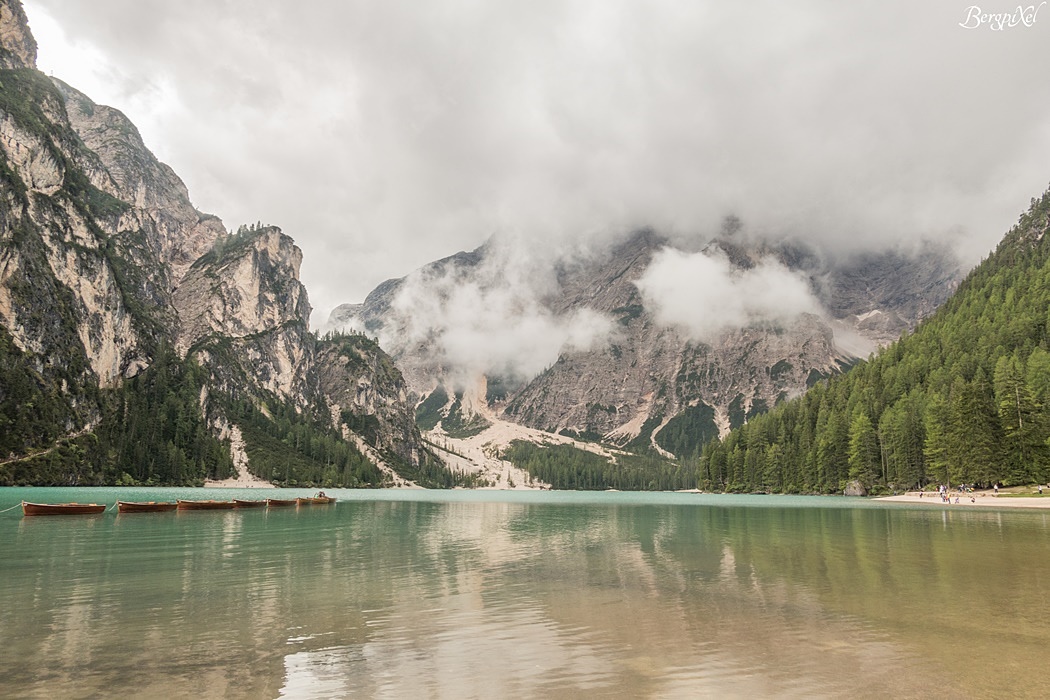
top-left (699, 187), bottom-right (1050, 493)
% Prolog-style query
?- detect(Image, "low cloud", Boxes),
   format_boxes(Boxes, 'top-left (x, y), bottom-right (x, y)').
top-left (635, 247), bottom-right (821, 342)
top-left (24, 0), bottom-right (1050, 323)
top-left (384, 240), bottom-right (616, 387)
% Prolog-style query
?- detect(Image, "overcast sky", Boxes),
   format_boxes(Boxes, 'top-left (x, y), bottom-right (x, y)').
top-left (21, 0), bottom-right (1050, 326)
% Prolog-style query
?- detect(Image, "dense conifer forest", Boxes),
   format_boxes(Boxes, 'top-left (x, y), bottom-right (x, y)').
top-left (0, 340), bottom-right (387, 488)
top-left (503, 440), bottom-right (695, 491)
top-left (698, 188), bottom-right (1050, 493)
top-left (0, 345), bottom-right (234, 486)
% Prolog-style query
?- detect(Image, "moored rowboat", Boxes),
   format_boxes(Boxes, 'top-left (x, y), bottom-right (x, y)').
top-left (176, 500), bottom-right (236, 510)
top-left (266, 498), bottom-right (297, 507)
top-left (233, 499), bottom-right (267, 508)
top-left (22, 501), bottom-right (106, 516)
top-left (118, 501), bottom-right (177, 513)
top-left (296, 496), bottom-right (336, 505)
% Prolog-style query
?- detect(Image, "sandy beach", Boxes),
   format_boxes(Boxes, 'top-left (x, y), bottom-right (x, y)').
top-left (203, 473), bottom-right (275, 489)
top-left (876, 490), bottom-right (1050, 509)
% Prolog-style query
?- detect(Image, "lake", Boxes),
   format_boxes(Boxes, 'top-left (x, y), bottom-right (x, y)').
top-left (1, 487), bottom-right (1048, 698)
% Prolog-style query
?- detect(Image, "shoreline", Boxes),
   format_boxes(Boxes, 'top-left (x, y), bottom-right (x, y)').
top-left (875, 490), bottom-right (1050, 509)
top-left (203, 475), bottom-right (275, 489)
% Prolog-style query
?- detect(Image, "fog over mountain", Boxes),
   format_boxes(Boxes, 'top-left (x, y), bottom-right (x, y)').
top-left (635, 246), bottom-right (822, 342)
top-left (387, 236), bottom-right (618, 387)
top-left (21, 0), bottom-right (1050, 326)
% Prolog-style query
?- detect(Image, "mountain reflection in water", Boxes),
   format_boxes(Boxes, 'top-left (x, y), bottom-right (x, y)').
top-left (2, 489), bottom-right (1047, 699)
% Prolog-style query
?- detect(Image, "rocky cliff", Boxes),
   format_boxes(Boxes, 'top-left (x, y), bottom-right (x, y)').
top-left (0, 0), bottom-right (429, 485)
top-left (175, 227), bottom-right (314, 402)
top-left (0, 0), bottom-right (34, 70)
top-left (57, 80), bottom-right (225, 284)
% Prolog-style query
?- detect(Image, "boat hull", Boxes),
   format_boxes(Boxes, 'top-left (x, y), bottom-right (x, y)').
top-left (176, 500), bottom-right (236, 510)
top-left (233, 499), bottom-right (267, 508)
top-left (266, 499), bottom-right (298, 507)
top-left (118, 501), bottom-right (178, 513)
top-left (22, 501), bottom-right (106, 516)
top-left (297, 497), bottom-right (337, 505)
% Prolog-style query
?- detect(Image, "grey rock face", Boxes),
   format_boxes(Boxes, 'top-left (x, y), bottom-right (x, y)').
top-left (0, 67), bottom-right (161, 392)
top-left (820, 246), bottom-right (961, 346)
top-left (175, 227), bottom-right (315, 405)
top-left (0, 0), bottom-right (35, 70)
top-left (335, 229), bottom-right (961, 455)
top-left (177, 228), bottom-right (423, 468)
top-left (843, 480), bottom-right (868, 497)
top-left (55, 80), bottom-right (225, 285)
top-left (175, 228), bottom-right (310, 348)
top-left (315, 335), bottom-right (422, 467)
top-left (501, 232), bottom-right (858, 443)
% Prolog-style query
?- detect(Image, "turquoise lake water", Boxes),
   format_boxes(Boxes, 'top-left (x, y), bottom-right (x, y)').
top-left (1, 487), bottom-right (1048, 698)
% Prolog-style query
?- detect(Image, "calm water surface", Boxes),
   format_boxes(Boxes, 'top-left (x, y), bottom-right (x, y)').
top-left (1, 488), bottom-right (1048, 699)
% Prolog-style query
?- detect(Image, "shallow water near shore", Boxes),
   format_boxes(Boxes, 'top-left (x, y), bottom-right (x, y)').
top-left (2, 488), bottom-right (1048, 699)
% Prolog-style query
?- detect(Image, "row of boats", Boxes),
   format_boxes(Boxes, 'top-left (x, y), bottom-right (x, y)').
top-left (20, 496), bottom-right (336, 516)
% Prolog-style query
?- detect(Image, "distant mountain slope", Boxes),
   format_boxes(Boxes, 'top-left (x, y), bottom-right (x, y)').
top-left (332, 226), bottom-right (961, 459)
top-left (703, 187), bottom-right (1050, 493)
top-left (0, 0), bottom-right (441, 487)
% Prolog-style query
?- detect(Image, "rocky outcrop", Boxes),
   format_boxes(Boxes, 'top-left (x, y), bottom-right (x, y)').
top-left (0, 0), bottom-right (35, 70)
top-left (817, 243), bottom-right (961, 346)
top-left (315, 334), bottom-right (423, 467)
top-left (177, 228), bottom-right (309, 345)
top-left (55, 80), bottom-right (225, 283)
top-left (0, 66), bottom-right (158, 394)
top-left (174, 227), bottom-right (313, 401)
top-left (171, 226), bottom-right (425, 470)
top-left (843, 480), bottom-right (867, 497)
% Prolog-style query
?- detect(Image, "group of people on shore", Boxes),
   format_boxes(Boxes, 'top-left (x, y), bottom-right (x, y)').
top-left (916, 484), bottom-right (976, 504)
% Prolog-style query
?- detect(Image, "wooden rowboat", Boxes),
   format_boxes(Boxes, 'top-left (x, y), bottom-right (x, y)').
top-left (22, 501), bottom-right (106, 516)
top-left (117, 501), bottom-right (178, 513)
top-left (233, 499), bottom-right (267, 508)
top-left (265, 498), bottom-right (297, 507)
top-left (176, 500), bottom-right (236, 510)
top-left (296, 496), bottom-right (336, 505)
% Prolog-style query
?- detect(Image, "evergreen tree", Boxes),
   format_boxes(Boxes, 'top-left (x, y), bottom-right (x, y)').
top-left (848, 411), bottom-right (880, 488)
top-left (816, 404), bottom-right (848, 491)
top-left (951, 370), bottom-right (1002, 486)
top-left (995, 354), bottom-right (1044, 483)
top-left (877, 391), bottom-right (925, 489)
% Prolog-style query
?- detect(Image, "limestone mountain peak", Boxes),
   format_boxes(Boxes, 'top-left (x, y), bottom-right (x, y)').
top-left (0, 9), bottom-right (436, 486)
top-left (0, 0), bottom-right (36, 70)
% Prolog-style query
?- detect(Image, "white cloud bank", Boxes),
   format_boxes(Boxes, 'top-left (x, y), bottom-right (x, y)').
top-left (382, 240), bottom-right (616, 386)
top-left (635, 248), bottom-right (821, 342)
top-left (22, 0), bottom-right (1050, 323)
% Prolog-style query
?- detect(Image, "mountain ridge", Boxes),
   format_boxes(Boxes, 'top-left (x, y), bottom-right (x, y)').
top-left (0, 0), bottom-right (436, 487)
top-left (331, 226), bottom-right (962, 459)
